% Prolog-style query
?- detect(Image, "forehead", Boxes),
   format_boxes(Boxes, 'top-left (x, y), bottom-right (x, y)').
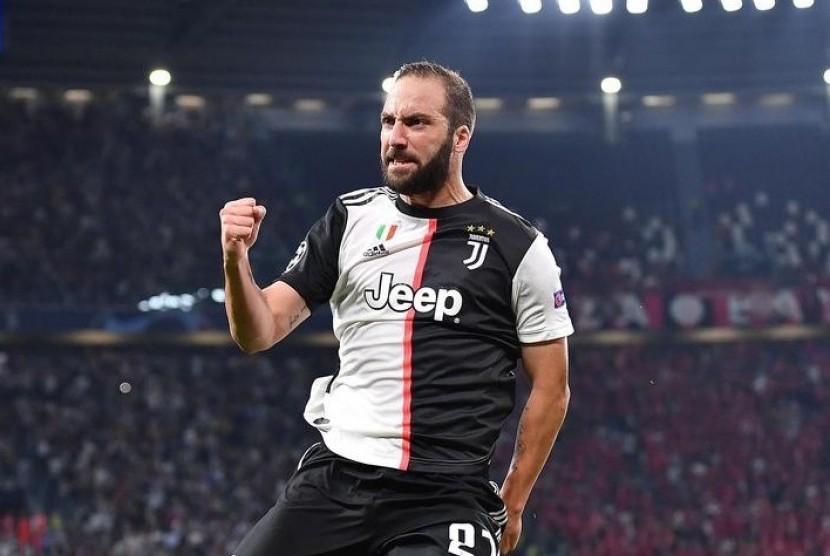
top-left (381, 76), bottom-right (447, 117)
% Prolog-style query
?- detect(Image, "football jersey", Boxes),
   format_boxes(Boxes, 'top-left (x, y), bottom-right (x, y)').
top-left (278, 186), bottom-right (573, 474)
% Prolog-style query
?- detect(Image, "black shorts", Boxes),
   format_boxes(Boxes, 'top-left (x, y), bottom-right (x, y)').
top-left (232, 442), bottom-right (507, 556)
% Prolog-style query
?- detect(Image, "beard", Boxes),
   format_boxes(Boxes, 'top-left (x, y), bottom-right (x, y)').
top-left (381, 133), bottom-right (453, 196)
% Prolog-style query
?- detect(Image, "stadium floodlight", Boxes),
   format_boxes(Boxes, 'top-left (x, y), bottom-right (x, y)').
top-left (702, 92), bottom-right (736, 106)
top-left (518, 0), bottom-right (542, 14)
top-left (465, 0), bottom-right (488, 12)
top-left (720, 0), bottom-right (742, 11)
top-left (148, 68), bottom-right (172, 87)
top-left (642, 95), bottom-right (676, 108)
top-left (590, 0), bottom-right (613, 15)
top-left (64, 89), bottom-right (93, 103)
top-left (9, 87), bottom-right (38, 101)
top-left (475, 97), bottom-right (504, 110)
top-left (753, 0), bottom-right (774, 10)
top-left (793, 0), bottom-right (814, 8)
top-left (680, 0), bottom-right (703, 12)
top-left (601, 76), bottom-right (622, 94)
top-left (527, 97), bottom-right (562, 110)
top-left (759, 93), bottom-right (794, 107)
top-left (557, 0), bottom-right (580, 14)
top-left (294, 99), bottom-right (326, 112)
top-left (175, 95), bottom-right (206, 110)
top-left (245, 93), bottom-right (272, 107)
top-left (627, 0), bottom-right (648, 14)
top-left (823, 69), bottom-right (830, 85)
top-left (382, 76), bottom-right (396, 93)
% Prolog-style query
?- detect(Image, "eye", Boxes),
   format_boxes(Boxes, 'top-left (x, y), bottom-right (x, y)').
top-left (381, 115), bottom-right (395, 127)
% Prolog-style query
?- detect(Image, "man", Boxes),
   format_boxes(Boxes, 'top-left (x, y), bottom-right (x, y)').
top-left (220, 61), bottom-right (572, 556)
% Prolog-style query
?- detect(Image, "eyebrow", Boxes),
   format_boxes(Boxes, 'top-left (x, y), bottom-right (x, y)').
top-left (381, 111), bottom-right (438, 121)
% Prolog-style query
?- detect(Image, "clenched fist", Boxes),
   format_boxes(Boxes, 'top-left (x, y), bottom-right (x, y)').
top-left (220, 198), bottom-right (267, 262)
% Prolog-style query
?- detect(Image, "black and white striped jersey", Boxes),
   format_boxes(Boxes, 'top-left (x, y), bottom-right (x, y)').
top-left (278, 186), bottom-right (573, 474)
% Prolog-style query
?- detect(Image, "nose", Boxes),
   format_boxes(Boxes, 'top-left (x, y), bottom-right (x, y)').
top-left (388, 119), bottom-right (407, 149)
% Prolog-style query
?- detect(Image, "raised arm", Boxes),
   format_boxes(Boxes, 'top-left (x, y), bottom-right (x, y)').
top-left (221, 198), bottom-right (310, 353)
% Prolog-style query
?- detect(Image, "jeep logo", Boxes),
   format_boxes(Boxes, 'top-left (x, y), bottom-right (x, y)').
top-left (364, 272), bottom-right (462, 321)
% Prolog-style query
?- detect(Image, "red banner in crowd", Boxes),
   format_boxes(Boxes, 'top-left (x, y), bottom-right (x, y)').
top-left (571, 286), bottom-right (830, 331)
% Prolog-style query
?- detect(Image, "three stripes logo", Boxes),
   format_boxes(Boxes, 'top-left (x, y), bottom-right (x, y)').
top-left (363, 223), bottom-right (398, 259)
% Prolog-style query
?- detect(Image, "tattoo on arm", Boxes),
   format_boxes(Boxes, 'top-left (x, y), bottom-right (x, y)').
top-left (288, 305), bottom-right (308, 329)
top-left (511, 421), bottom-right (527, 473)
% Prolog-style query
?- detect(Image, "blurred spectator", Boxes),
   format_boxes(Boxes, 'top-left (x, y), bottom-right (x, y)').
top-left (2, 341), bottom-right (829, 555)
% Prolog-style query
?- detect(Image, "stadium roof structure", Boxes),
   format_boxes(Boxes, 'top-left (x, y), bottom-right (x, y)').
top-left (0, 0), bottom-right (828, 100)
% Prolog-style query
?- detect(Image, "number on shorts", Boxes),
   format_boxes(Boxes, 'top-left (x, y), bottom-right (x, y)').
top-left (449, 523), bottom-right (476, 556)
top-left (448, 523), bottom-right (498, 556)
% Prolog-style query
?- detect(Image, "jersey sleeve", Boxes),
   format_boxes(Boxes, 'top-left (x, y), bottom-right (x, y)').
top-left (512, 233), bottom-right (575, 344)
top-left (277, 199), bottom-right (347, 311)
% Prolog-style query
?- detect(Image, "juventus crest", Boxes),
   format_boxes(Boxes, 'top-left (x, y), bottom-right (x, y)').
top-left (463, 224), bottom-right (495, 270)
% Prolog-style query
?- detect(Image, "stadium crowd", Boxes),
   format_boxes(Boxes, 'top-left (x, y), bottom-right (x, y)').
top-left (6, 93), bottom-right (827, 311)
top-left (2, 92), bottom-right (829, 556)
top-left (2, 341), bottom-right (829, 555)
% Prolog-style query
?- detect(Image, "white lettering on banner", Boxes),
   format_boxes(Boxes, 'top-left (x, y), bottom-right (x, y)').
top-left (818, 288), bottom-right (830, 323)
top-left (572, 286), bottom-right (814, 331)
top-left (728, 296), bottom-right (751, 326)
top-left (669, 294), bottom-right (706, 328)
top-left (615, 293), bottom-right (650, 329)
top-left (364, 272), bottom-right (462, 321)
top-left (727, 290), bottom-right (803, 326)
top-left (772, 289), bottom-right (802, 323)
top-left (574, 296), bottom-right (602, 331)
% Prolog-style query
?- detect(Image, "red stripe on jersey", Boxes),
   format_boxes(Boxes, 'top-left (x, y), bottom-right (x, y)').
top-left (399, 218), bottom-right (437, 470)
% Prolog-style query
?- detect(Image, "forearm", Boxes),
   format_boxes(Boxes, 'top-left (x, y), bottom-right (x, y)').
top-left (500, 383), bottom-right (570, 516)
top-left (223, 256), bottom-right (278, 353)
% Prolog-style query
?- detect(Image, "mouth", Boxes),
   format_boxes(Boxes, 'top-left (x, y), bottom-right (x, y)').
top-left (386, 157), bottom-right (417, 171)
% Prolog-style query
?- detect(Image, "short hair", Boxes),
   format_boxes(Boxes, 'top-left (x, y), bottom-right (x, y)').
top-left (394, 61), bottom-right (476, 134)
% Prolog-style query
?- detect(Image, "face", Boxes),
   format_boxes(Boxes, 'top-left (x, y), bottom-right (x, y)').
top-left (379, 76), bottom-right (455, 196)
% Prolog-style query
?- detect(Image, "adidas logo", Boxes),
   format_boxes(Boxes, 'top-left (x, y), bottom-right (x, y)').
top-left (362, 244), bottom-right (389, 258)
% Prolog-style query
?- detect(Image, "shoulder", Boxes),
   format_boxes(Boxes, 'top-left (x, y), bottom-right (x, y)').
top-left (338, 187), bottom-right (397, 208)
top-left (477, 192), bottom-right (538, 242)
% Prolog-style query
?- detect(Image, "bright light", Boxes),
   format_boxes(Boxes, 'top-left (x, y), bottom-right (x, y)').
top-left (627, 0), bottom-right (648, 14)
top-left (175, 95), bottom-right (206, 109)
top-left (465, 0), bottom-right (488, 12)
top-left (759, 93), bottom-right (793, 107)
top-left (702, 92), bottom-right (736, 106)
top-left (211, 289), bottom-right (225, 303)
top-left (823, 69), bottom-right (830, 85)
top-left (527, 97), bottom-right (562, 110)
top-left (720, 0), bottom-right (742, 11)
top-left (680, 0), bottom-right (703, 12)
top-left (793, 0), bottom-right (814, 8)
top-left (9, 87), bottom-right (38, 101)
top-left (601, 77), bottom-right (622, 94)
top-left (475, 98), bottom-right (504, 110)
top-left (590, 0), bottom-right (613, 14)
top-left (294, 99), bottom-right (326, 112)
top-left (642, 95), bottom-right (676, 108)
top-left (148, 69), bottom-right (172, 87)
top-left (245, 93), bottom-right (272, 107)
top-left (753, 0), bottom-right (774, 10)
top-left (519, 0), bottom-right (542, 14)
top-left (63, 89), bottom-right (93, 103)
top-left (558, 0), bottom-right (580, 13)
top-left (381, 76), bottom-right (396, 93)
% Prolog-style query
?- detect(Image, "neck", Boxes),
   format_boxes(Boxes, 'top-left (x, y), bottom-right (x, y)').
top-left (401, 175), bottom-right (472, 209)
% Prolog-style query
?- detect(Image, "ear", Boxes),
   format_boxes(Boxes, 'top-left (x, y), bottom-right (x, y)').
top-left (453, 125), bottom-right (473, 153)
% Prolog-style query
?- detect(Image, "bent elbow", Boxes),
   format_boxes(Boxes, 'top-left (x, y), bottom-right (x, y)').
top-left (232, 333), bottom-right (274, 354)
